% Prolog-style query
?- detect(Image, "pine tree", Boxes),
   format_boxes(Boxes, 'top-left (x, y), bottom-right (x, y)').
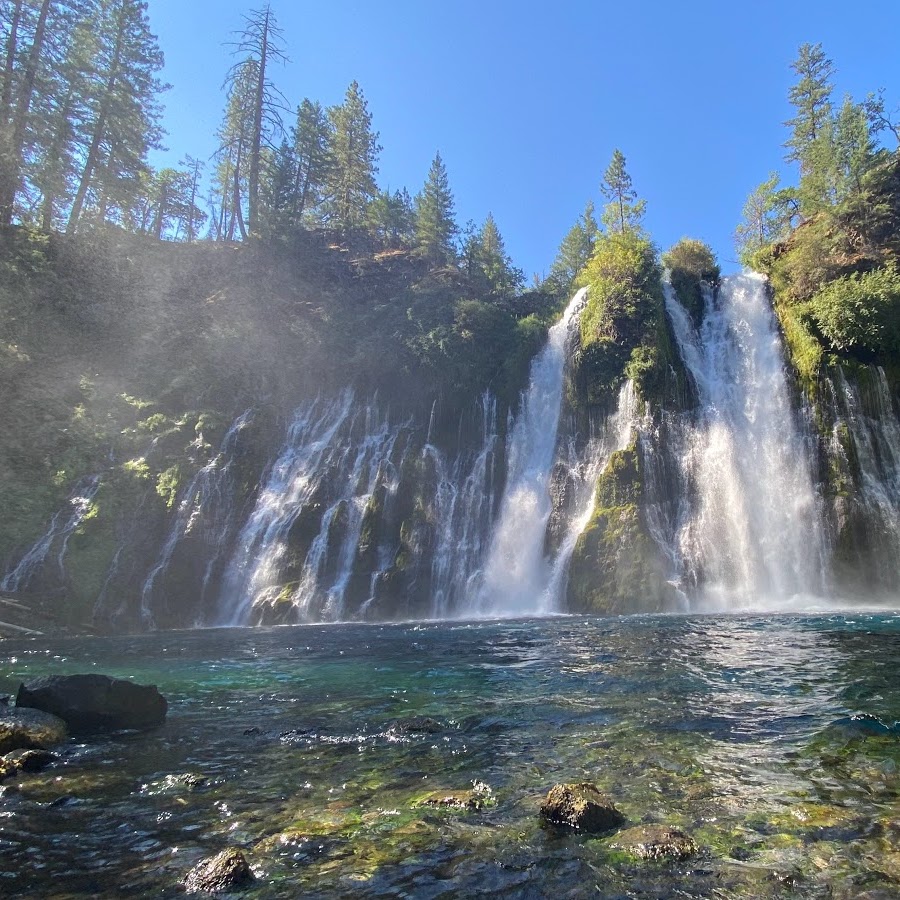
top-left (225, 3), bottom-right (286, 236)
top-left (734, 173), bottom-right (797, 266)
top-left (212, 57), bottom-right (255, 239)
top-left (290, 98), bottom-right (331, 224)
top-left (65, 0), bottom-right (166, 232)
top-left (834, 95), bottom-right (876, 200)
top-left (414, 151), bottom-right (456, 263)
top-left (478, 212), bottom-right (522, 296)
top-left (0, 0), bottom-right (88, 225)
top-left (325, 80), bottom-right (379, 234)
top-left (600, 149), bottom-right (645, 234)
top-left (368, 187), bottom-right (413, 248)
top-left (548, 200), bottom-right (598, 288)
top-left (785, 43), bottom-right (835, 170)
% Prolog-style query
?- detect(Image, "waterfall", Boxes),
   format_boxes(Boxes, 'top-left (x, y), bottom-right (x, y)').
top-left (661, 274), bottom-right (828, 608)
top-left (217, 393), bottom-right (407, 624)
top-left (543, 380), bottom-right (639, 605)
top-left (473, 288), bottom-right (635, 616)
top-left (822, 367), bottom-right (900, 589)
top-left (138, 409), bottom-right (253, 627)
top-left (1, 474), bottom-right (102, 593)
top-left (426, 392), bottom-right (499, 618)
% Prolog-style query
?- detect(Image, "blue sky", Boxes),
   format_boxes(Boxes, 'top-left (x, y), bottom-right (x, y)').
top-left (147, 0), bottom-right (900, 277)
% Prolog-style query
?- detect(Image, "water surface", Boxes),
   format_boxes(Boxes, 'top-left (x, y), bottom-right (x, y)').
top-left (2, 614), bottom-right (900, 898)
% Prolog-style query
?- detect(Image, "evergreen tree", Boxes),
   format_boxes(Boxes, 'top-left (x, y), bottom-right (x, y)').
top-left (368, 187), bottom-right (414, 248)
top-left (290, 98), bottom-right (331, 224)
top-left (181, 154), bottom-right (204, 242)
top-left (548, 200), bottom-right (598, 288)
top-left (478, 212), bottom-right (522, 296)
top-left (414, 150), bottom-right (456, 263)
top-left (225, 3), bottom-right (286, 236)
top-left (0, 0), bottom-right (88, 225)
top-left (734, 173), bottom-right (796, 266)
top-left (212, 57), bottom-right (255, 239)
top-left (65, 0), bottom-right (166, 232)
top-left (325, 80), bottom-right (379, 234)
top-left (833, 95), bottom-right (876, 200)
top-left (600, 149), bottom-right (645, 234)
top-left (785, 43), bottom-right (835, 169)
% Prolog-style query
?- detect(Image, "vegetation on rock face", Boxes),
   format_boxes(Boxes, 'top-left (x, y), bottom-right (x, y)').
top-left (662, 238), bottom-right (720, 326)
top-left (567, 441), bottom-right (671, 615)
top-left (736, 42), bottom-right (900, 392)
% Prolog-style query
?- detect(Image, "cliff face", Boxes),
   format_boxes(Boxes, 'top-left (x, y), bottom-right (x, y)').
top-left (0, 227), bottom-right (547, 631)
top-left (3, 224), bottom-right (899, 633)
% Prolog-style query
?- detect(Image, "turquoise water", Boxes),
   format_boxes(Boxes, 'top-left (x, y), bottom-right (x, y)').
top-left (2, 614), bottom-right (900, 897)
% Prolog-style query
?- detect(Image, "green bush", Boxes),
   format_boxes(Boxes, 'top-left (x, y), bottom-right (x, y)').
top-left (802, 264), bottom-right (900, 356)
top-left (661, 238), bottom-right (720, 325)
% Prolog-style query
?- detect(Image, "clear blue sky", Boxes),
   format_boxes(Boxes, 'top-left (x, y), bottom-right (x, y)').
top-left (147, 0), bottom-right (900, 277)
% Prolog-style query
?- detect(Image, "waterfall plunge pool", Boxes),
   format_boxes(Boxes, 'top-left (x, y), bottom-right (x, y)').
top-left (2, 613), bottom-right (900, 897)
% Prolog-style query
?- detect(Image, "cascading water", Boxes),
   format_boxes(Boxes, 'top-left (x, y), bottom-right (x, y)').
top-left (474, 288), bottom-right (588, 615)
top-left (426, 392), bottom-right (499, 618)
top-left (821, 366), bottom-right (900, 590)
top-left (138, 409), bottom-right (253, 627)
top-left (1, 473), bottom-right (102, 593)
top-left (660, 274), bottom-right (828, 608)
top-left (474, 288), bottom-right (638, 616)
top-left (216, 392), bottom-right (403, 624)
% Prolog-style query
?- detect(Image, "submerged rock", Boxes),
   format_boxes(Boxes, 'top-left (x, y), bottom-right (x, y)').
top-left (388, 716), bottom-right (443, 736)
top-left (183, 848), bottom-right (253, 894)
top-left (0, 707), bottom-right (68, 753)
top-left (16, 674), bottom-right (167, 732)
top-left (610, 825), bottom-right (698, 860)
top-left (540, 782), bottom-right (625, 833)
top-left (417, 784), bottom-right (492, 811)
top-left (3, 748), bottom-right (58, 775)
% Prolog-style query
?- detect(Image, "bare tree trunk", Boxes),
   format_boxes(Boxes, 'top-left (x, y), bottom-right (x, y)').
top-left (0, 0), bottom-right (51, 224)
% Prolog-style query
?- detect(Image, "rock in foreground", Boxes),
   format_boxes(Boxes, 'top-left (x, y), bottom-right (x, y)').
top-left (540, 782), bottom-right (625, 833)
top-left (610, 824), bottom-right (698, 860)
top-left (16, 674), bottom-right (167, 732)
top-left (184, 848), bottom-right (253, 894)
top-left (0, 707), bottom-right (68, 753)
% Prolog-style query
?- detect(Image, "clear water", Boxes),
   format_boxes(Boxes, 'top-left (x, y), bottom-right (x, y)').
top-left (2, 614), bottom-right (900, 898)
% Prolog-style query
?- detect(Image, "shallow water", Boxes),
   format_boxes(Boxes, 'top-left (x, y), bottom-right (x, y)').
top-left (2, 614), bottom-right (900, 898)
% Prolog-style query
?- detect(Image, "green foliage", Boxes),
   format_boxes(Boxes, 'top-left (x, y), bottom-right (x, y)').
top-left (801, 264), bottom-right (900, 356)
top-left (576, 231), bottom-right (664, 403)
top-left (567, 442), bottom-right (670, 615)
top-left (600, 149), bottom-right (646, 235)
top-left (547, 201), bottom-right (598, 293)
top-left (415, 152), bottom-right (456, 264)
top-left (662, 237), bottom-right (720, 325)
top-left (734, 174), bottom-right (796, 267)
top-left (326, 81), bottom-right (381, 234)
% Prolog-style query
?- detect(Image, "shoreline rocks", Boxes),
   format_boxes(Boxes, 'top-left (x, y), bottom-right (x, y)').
top-left (610, 824), bottom-right (698, 860)
top-left (15, 674), bottom-right (167, 732)
top-left (0, 707), bottom-right (68, 753)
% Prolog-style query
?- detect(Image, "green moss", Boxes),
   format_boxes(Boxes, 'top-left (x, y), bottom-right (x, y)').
top-left (567, 442), bottom-right (672, 615)
top-left (662, 237), bottom-right (720, 327)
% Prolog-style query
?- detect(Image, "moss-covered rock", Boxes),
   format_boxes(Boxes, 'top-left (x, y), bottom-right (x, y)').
top-left (539, 782), bottom-right (624, 833)
top-left (567, 442), bottom-right (672, 615)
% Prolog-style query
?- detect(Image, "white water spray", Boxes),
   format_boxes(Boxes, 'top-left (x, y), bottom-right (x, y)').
top-left (662, 274), bottom-right (828, 608)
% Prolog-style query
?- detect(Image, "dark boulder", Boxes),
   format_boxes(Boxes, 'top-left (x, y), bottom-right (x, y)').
top-left (0, 707), bottom-right (68, 753)
top-left (184, 848), bottom-right (253, 894)
top-left (16, 674), bottom-right (167, 732)
top-left (540, 782), bottom-right (625, 833)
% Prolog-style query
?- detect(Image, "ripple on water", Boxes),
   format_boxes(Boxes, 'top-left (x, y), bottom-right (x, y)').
top-left (0, 614), bottom-right (899, 896)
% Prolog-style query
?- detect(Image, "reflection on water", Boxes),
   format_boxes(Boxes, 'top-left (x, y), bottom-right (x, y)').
top-left (1, 614), bottom-right (900, 898)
